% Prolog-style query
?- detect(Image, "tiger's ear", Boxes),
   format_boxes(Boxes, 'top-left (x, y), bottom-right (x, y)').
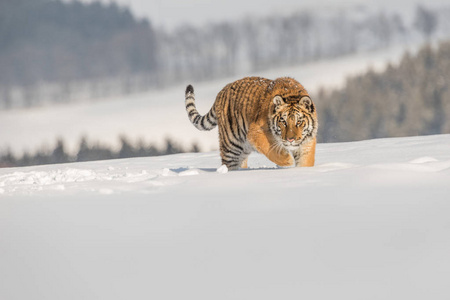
top-left (300, 96), bottom-right (315, 113)
top-left (273, 95), bottom-right (285, 107)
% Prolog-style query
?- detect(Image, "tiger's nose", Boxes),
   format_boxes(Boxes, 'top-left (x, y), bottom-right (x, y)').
top-left (287, 138), bottom-right (295, 143)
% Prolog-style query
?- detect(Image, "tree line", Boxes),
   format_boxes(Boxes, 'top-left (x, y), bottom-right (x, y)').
top-left (317, 41), bottom-right (450, 143)
top-left (0, 0), bottom-right (157, 85)
top-left (0, 137), bottom-right (200, 168)
top-left (1, 0), bottom-right (449, 108)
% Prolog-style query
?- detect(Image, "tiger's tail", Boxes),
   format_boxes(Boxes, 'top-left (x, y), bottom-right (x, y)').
top-left (185, 84), bottom-right (217, 131)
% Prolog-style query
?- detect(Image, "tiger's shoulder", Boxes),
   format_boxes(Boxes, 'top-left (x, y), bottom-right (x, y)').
top-left (221, 76), bottom-right (309, 99)
top-left (267, 77), bottom-right (310, 101)
top-left (218, 76), bottom-right (313, 112)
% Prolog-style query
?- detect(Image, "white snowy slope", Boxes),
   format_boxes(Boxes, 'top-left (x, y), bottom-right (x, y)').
top-left (1, 134), bottom-right (450, 300)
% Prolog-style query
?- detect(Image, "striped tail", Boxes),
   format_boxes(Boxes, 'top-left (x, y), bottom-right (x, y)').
top-left (185, 84), bottom-right (217, 131)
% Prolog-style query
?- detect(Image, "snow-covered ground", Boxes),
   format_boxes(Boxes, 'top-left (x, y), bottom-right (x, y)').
top-left (0, 44), bottom-right (421, 155)
top-left (1, 134), bottom-right (450, 299)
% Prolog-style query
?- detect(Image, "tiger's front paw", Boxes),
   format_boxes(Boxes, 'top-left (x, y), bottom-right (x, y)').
top-left (273, 153), bottom-right (294, 167)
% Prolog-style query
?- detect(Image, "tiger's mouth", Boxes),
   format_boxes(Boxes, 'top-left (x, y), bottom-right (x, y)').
top-left (282, 139), bottom-right (301, 148)
top-left (282, 135), bottom-right (310, 148)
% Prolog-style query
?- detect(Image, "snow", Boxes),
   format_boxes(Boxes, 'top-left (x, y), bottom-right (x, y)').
top-left (1, 134), bottom-right (450, 299)
top-left (1, 134), bottom-right (449, 196)
top-left (216, 164), bottom-right (229, 174)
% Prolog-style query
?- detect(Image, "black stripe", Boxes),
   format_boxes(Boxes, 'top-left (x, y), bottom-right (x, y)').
top-left (229, 139), bottom-right (244, 152)
top-left (233, 110), bottom-right (242, 134)
top-left (229, 125), bottom-right (242, 144)
top-left (236, 113), bottom-right (247, 142)
top-left (240, 114), bottom-right (247, 135)
top-left (225, 103), bottom-right (242, 143)
top-left (223, 148), bottom-right (241, 157)
top-left (189, 110), bottom-right (198, 117)
top-left (185, 102), bottom-right (195, 109)
top-left (221, 137), bottom-right (242, 155)
top-left (227, 103), bottom-right (235, 138)
top-left (222, 157), bottom-right (239, 164)
top-left (208, 110), bottom-right (217, 122)
top-left (221, 134), bottom-right (234, 153)
top-left (222, 158), bottom-right (233, 164)
top-left (221, 158), bottom-right (239, 168)
top-left (221, 121), bottom-right (236, 147)
top-left (186, 108), bottom-right (196, 115)
top-left (236, 129), bottom-right (245, 144)
top-left (221, 133), bottom-right (243, 157)
top-left (201, 115), bottom-right (207, 128)
top-left (305, 113), bottom-right (314, 129)
top-left (205, 113), bottom-right (214, 125)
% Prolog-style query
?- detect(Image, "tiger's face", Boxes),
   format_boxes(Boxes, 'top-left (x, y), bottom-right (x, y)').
top-left (270, 95), bottom-right (317, 149)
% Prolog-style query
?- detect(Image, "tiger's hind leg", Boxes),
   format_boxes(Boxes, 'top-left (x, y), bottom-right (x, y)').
top-left (219, 147), bottom-right (247, 171)
top-left (218, 127), bottom-right (250, 171)
top-left (219, 144), bottom-right (250, 171)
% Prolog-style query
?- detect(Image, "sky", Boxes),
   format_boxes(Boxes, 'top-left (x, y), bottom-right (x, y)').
top-left (77, 0), bottom-right (449, 30)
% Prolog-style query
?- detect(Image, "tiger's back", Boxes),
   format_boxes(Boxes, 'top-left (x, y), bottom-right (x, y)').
top-left (185, 76), bottom-right (318, 170)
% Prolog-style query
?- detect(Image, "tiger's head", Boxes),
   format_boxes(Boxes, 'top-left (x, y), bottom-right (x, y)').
top-left (270, 95), bottom-right (318, 149)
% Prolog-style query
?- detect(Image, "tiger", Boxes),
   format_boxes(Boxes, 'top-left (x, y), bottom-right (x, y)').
top-left (185, 76), bottom-right (318, 170)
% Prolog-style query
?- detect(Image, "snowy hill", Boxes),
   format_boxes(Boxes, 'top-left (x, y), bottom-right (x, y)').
top-left (1, 134), bottom-right (450, 299)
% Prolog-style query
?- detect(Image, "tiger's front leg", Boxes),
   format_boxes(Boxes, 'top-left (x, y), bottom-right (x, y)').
top-left (247, 123), bottom-right (294, 167)
top-left (293, 137), bottom-right (316, 167)
top-left (240, 157), bottom-right (249, 169)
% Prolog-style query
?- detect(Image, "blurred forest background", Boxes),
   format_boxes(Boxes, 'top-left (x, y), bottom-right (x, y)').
top-left (319, 42), bottom-right (450, 142)
top-left (1, 0), bottom-right (450, 167)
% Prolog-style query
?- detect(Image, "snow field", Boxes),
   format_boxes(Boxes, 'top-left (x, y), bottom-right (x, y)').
top-left (1, 134), bottom-right (450, 300)
top-left (1, 134), bottom-right (449, 196)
